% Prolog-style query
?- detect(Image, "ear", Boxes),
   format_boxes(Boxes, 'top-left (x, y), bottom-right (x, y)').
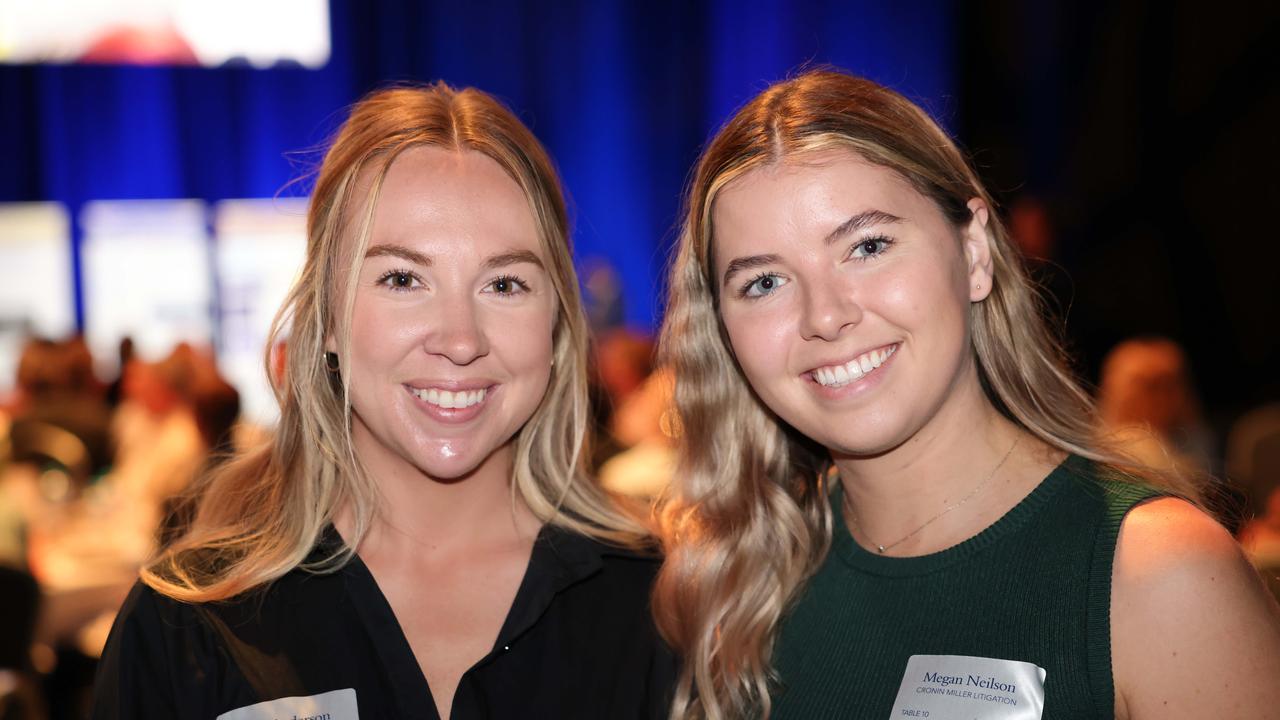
top-left (963, 198), bottom-right (995, 302)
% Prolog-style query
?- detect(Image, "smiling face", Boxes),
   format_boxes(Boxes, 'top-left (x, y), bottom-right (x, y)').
top-left (333, 145), bottom-right (557, 484)
top-left (712, 149), bottom-right (993, 458)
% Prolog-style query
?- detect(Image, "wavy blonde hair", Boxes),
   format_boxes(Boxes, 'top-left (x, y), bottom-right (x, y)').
top-left (654, 68), bottom-right (1199, 720)
top-left (145, 83), bottom-right (649, 603)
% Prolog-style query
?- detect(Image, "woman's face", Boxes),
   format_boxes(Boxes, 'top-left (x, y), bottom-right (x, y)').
top-left (711, 149), bottom-right (992, 458)
top-left (335, 146), bottom-right (557, 483)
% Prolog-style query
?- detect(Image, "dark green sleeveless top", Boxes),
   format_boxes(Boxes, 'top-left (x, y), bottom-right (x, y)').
top-left (771, 455), bottom-right (1163, 719)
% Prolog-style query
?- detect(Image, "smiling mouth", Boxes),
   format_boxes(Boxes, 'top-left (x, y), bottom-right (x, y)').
top-left (407, 386), bottom-right (489, 410)
top-left (810, 344), bottom-right (899, 388)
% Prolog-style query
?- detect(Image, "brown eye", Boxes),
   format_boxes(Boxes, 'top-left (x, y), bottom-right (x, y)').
top-left (377, 270), bottom-right (421, 291)
top-left (485, 274), bottom-right (530, 296)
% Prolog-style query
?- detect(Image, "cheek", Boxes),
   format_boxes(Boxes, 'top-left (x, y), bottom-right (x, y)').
top-left (348, 302), bottom-right (422, 368)
top-left (722, 303), bottom-right (795, 379)
top-left (879, 273), bottom-right (929, 324)
top-left (496, 302), bottom-right (557, 372)
top-left (878, 257), bottom-right (969, 329)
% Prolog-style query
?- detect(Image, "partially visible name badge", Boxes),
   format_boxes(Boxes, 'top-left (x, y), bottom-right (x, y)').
top-left (888, 655), bottom-right (1046, 719)
top-left (217, 688), bottom-right (358, 720)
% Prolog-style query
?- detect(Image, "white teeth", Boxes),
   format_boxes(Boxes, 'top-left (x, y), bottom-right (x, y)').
top-left (811, 345), bottom-right (897, 388)
top-left (412, 386), bottom-right (486, 409)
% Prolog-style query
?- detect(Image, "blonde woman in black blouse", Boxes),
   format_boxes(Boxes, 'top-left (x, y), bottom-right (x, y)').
top-left (93, 84), bottom-right (673, 720)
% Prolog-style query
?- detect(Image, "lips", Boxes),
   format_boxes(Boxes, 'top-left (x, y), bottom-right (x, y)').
top-left (809, 343), bottom-right (899, 388)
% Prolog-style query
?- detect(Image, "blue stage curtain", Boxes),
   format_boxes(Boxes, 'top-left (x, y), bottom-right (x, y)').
top-left (0, 0), bottom-right (955, 330)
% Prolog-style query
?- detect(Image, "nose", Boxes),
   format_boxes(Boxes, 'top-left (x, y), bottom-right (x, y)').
top-left (798, 281), bottom-right (862, 341)
top-left (425, 294), bottom-right (489, 365)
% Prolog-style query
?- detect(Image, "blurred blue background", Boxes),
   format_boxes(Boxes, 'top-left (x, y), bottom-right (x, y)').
top-left (0, 0), bottom-right (956, 331)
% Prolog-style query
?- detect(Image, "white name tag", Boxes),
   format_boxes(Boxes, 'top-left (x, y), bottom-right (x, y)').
top-left (216, 688), bottom-right (359, 720)
top-left (888, 655), bottom-right (1046, 719)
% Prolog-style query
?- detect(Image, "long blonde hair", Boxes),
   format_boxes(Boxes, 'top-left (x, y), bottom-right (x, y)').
top-left (654, 68), bottom-right (1199, 720)
top-left (145, 83), bottom-right (649, 603)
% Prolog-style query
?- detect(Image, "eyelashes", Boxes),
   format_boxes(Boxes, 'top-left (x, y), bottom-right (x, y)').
top-left (374, 268), bottom-right (531, 296)
top-left (376, 269), bottom-right (422, 291)
top-left (738, 271), bottom-right (787, 299)
top-left (848, 235), bottom-right (894, 260)
top-left (484, 274), bottom-right (531, 295)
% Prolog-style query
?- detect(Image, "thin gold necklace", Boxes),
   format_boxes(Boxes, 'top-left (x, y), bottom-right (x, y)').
top-left (844, 437), bottom-right (1019, 555)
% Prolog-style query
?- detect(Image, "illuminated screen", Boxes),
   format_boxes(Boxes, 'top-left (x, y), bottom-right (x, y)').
top-left (0, 203), bottom-right (76, 397)
top-left (80, 199), bottom-right (214, 377)
top-left (213, 198), bottom-right (307, 425)
top-left (0, 0), bottom-right (329, 67)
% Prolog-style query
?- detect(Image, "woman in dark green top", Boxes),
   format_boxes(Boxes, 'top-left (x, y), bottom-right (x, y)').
top-left (654, 69), bottom-right (1280, 720)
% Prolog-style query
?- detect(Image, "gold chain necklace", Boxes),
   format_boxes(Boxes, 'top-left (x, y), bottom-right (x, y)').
top-left (844, 437), bottom-right (1019, 555)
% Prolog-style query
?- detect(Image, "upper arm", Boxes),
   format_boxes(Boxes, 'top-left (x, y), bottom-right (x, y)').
top-left (1112, 497), bottom-right (1280, 720)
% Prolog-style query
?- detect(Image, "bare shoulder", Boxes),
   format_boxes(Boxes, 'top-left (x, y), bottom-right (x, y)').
top-left (1112, 497), bottom-right (1280, 720)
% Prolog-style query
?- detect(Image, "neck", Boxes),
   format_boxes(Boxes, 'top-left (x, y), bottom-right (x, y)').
top-left (833, 370), bottom-right (1049, 556)
top-left (336, 439), bottom-right (541, 564)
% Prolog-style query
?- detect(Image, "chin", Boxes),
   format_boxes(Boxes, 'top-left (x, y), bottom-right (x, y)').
top-left (410, 449), bottom-right (484, 482)
top-left (803, 417), bottom-right (911, 460)
top-left (408, 435), bottom-right (517, 483)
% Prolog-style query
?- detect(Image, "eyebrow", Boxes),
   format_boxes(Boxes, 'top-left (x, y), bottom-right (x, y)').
top-left (483, 249), bottom-right (544, 271)
top-left (365, 243), bottom-right (431, 266)
top-left (822, 209), bottom-right (904, 246)
top-left (722, 253), bottom-right (782, 289)
top-left (364, 243), bottom-right (544, 271)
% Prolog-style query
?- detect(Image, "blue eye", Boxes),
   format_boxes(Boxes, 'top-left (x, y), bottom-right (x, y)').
top-left (741, 272), bottom-right (788, 298)
top-left (850, 236), bottom-right (894, 260)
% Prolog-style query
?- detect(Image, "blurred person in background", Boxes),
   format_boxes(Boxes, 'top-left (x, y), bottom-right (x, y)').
top-left (1227, 401), bottom-right (1280, 523)
top-left (1097, 337), bottom-right (1215, 478)
top-left (1240, 486), bottom-right (1280, 601)
top-left (9, 336), bottom-right (113, 478)
top-left (102, 337), bottom-right (134, 409)
top-left (595, 328), bottom-right (655, 419)
top-left (156, 369), bottom-right (241, 549)
top-left (581, 258), bottom-right (627, 333)
top-left (598, 366), bottom-right (677, 500)
top-left (106, 343), bottom-right (210, 545)
top-left (654, 69), bottom-right (1280, 720)
top-left (2, 336), bottom-right (113, 573)
top-left (590, 327), bottom-right (655, 468)
top-left (92, 83), bottom-right (673, 720)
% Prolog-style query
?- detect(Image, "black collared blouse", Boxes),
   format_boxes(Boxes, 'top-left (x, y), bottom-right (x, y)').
top-left (91, 525), bottom-right (676, 720)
